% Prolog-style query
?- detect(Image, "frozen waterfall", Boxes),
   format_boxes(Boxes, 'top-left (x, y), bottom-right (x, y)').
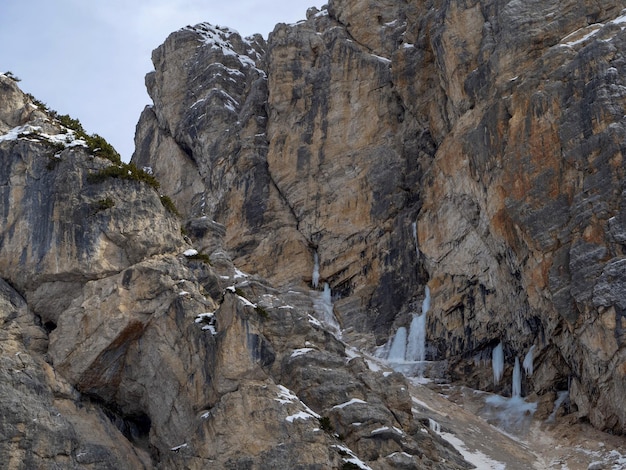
top-left (386, 286), bottom-right (430, 378)
top-left (492, 343), bottom-right (504, 385)
top-left (387, 327), bottom-right (408, 362)
top-left (312, 252), bottom-right (320, 289)
top-left (406, 312), bottom-right (426, 362)
top-left (312, 282), bottom-right (341, 338)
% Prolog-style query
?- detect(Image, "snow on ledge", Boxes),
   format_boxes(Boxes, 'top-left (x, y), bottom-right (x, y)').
top-left (333, 398), bottom-right (367, 409)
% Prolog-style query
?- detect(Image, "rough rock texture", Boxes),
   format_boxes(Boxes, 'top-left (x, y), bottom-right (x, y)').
top-left (1, 73), bottom-right (467, 468)
top-left (133, 0), bottom-right (626, 436)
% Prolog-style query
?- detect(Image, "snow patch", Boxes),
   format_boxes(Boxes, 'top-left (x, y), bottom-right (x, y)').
top-left (333, 398), bottom-right (367, 409)
top-left (438, 432), bottom-right (506, 470)
top-left (285, 411), bottom-right (317, 423)
top-left (332, 445), bottom-right (373, 470)
top-left (183, 249), bottom-right (198, 257)
top-left (291, 348), bottom-right (314, 358)
top-left (233, 268), bottom-right (248, 279)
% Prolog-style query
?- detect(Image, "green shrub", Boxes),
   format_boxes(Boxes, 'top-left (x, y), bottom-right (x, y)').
top-left (57, 114), bottom-right (86, 135)
top-left (95, 197), bottom-right (115, 211)
top-left (341, 463), bottom-right (360, 470)
top-left (255, 305), bottom-right (269, 319)
top-left (87, 162), bottom-right (160, 190)
top-left (26, 100), bottom-right (122, 164)
top-left (26, 94), bottom-right (49, 113)
top-left (86, 133), bottom-right (121, 163)
top-left (319, 416), bottom-right (333, 433)
top-left (4, 71), bottom-right (21, 82)
top-left (160, 195), bottom-right (180, 216)
top-left (89, 197), bottom-right (115, 215)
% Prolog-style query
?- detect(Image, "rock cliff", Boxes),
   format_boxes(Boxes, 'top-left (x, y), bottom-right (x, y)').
top-left (4, 0), bottom-right (626, 467)
top-left (134, 0), bottom-right (626, 436)
top-left (0, 73), bottom-right (466, 468)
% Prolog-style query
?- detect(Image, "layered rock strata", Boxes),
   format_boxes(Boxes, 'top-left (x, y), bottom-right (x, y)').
top-left (133, 0), bottom-right (626, 435)
top-left (0, 73), bottom-right (467, 468)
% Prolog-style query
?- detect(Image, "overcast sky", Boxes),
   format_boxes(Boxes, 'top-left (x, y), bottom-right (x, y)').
top-left (0, 1), bottom-right (325, 161)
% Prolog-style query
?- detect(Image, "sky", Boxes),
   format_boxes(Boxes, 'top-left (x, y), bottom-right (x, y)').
top-left (0, 0), bottom-right (325, 161)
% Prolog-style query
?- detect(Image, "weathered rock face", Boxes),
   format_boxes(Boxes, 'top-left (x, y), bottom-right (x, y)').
top-left (133, 0), bottom-right (626, 436)
top-left (1, 73), bottom-right (467, 468)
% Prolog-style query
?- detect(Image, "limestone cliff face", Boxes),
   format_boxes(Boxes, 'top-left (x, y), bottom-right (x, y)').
top-left (0, 74), bottom-right (467, 468)
top-left (134, 0), bottom-right (626, 436)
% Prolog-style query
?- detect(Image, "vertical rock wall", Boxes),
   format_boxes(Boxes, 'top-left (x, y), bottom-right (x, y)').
top-left (133, 0), bottom-right (626, 434)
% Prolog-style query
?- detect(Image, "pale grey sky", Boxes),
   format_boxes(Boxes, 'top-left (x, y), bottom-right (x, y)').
top-left (0, 1), bottom-right (325, 160)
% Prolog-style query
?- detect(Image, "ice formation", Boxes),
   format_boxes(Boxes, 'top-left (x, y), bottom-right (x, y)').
top-left (406, 312), bottom-right (426, 362)
top-left (522, 345), bottom-right (535, 376)
top-left (387, 286), bottom-right (430, 366)
top-left (387, 327), bottom-right (408, 362)
top-left (312, 251), bottom-right (320, 288)
top-left (492, 343), bottom-right (504, 385)
top-left (512, 357), bottom-right (522, 398)
top-left (428, 418), bottom-right (441, 433)
top-left (312, 283), bottom-right (341, 337)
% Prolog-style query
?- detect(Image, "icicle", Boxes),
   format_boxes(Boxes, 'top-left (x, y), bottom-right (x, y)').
top-left (428, 418), bottom-right (441, 433)
top-left (406, 313), bottom-right (426, 362)
top-left (523, 345), bottom-right (536, 376)
top-left (512, 357), bottom-right (522, 398)
top-left (387, 327), bottom-right (408, 362)
top-left (312, 251), bottom-right (320, 289)
top-left (492, 343), bottom-right (504, 385)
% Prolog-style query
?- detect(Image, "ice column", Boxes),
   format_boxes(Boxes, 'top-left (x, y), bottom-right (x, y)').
top-left (512, 357), bottom-right (522, 398)
top-left (312, 282), bottom-right (341, 338)
top-left (387, 327), bottom-right (408, 362)
top-left (492, 343), bottom-right (504, 385)
top-left (406, 286), bottom-right (430, 362)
